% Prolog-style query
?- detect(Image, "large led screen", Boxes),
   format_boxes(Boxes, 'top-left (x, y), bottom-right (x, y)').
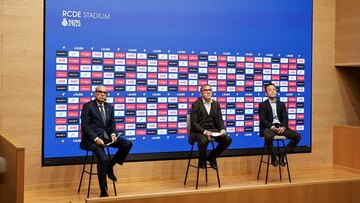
top-left (43, 0), bottom-right (312, 165)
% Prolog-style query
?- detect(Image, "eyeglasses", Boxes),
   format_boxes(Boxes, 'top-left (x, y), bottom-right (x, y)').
top-left (96, 90), bottom-right (108, 95)
top-left (202, 89), bottom-right (212, 92)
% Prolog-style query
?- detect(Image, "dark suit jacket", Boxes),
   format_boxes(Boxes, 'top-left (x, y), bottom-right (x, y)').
top-left (258, 99), bottom-right (288, 137)
top-left (80, 100), bottom-right (116, 150)
top-left (189, 97), bottom-right (225, 144)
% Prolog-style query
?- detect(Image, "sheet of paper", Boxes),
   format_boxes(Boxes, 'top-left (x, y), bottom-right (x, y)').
top-left (211, 132), bottom-right (221, 137)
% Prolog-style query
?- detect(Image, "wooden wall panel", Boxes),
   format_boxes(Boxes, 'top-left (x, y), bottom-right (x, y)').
top-left (308, 0), bottom-right (336, 165)
top-left (333, 125), bottom-right (360, 170)
top-left (335, 0), bottom-right (360, 126)
top-left (335, 0), bottom-right (360, 64)
top-left (335, 68), bottom-right (360, 126)
top-left (0, 134), bottom-right (25, 203)
top-left (0, 0), bottom-right (342, 187)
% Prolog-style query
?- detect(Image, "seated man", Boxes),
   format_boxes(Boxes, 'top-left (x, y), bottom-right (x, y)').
top-left (259, 83), bottom-right (301, 167)
top-left (190, 84), bottom-right (232, 169)
top-left (81, 86), bottom-right (133, 197)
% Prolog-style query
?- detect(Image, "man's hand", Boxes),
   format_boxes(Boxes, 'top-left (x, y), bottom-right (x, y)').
top-left (111, 133), bottom-right (117, 143)
top-left (278, 127), bottom-right (286, 134)
top-left (203, 130), bottom-right (212, 139)
top-left (95, 138), bottom-right (104, 146)
top-left (270, 126), bottom-right (280, 133)
top-left (220, 129), bottom-right (226, 136)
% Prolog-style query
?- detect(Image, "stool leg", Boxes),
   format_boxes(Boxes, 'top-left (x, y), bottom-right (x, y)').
top-left (196, 159), bottom-right (200, 190)
top-left (215, 159), bottom-right (221, 188)
top-left (211, 142), bottom-right (221, 188)
top-left (265, 153), bottom-right (270, 184)
top-left (106, 147), bottom-right (117, 196)
top-left (205, 141), bottom-right (212, 184)
top-left (184, 144), bottom-right (194, 185)
top-left (78, 150), bottom-right (89, 193)
top-left (205, 165), bottom-right (208, 183)
top-left (285, 154), bottom-right (291, 183)
top-left (277, 140), bottom-right (282, 181)
top-left (87, 152), bottom-right (94, 198)
top-left (282, 140), bottom-right (292, 183)
top-left (257, 143), bottom-right (266, 180)
top-left (205, 141), bottom-right (211, 183)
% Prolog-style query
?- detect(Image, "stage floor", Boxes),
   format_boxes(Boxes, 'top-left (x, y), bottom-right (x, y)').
top-left (24, 165), bottom-right (360, 203)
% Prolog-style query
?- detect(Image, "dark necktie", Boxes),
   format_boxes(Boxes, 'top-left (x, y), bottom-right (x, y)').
top-left (99, 104), bottom-right (109, 139)
top-left (99, 104), bottom-right (106, 125)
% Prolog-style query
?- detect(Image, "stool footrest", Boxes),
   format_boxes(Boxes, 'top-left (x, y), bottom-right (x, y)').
top-left (84, 171), bottom-right (97, 175)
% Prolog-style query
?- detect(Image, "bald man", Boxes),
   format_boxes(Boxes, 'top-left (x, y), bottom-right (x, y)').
top-left (81, 86), bottom-right (132, 197)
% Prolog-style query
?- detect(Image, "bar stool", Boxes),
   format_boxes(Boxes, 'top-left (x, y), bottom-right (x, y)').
top-left (256, 135), bottom-right (291, 184)
top-left (78, 147), bottom-right (117, 198)
top-left (183, 140), bottom-right (221, 189)
top-left (183, 114), bottom-right (221, 189)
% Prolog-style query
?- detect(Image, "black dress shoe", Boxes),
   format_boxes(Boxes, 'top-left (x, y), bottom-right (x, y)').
top-left (100, 192), bottom-right (108, 197)
top-left (207, 159), bottom-right (218, 170)
top-left (199, 161), bottom-right (206, 169)
top-left (107, 167), bottom-right (117, 182)
top-left (271, 154), bottom-right (279, 167)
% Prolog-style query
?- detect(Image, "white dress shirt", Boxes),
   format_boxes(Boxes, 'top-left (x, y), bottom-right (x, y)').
top-left (268, 99), bottom-right (281, 124)
top-left (202, 98), bottom-right (212, 115)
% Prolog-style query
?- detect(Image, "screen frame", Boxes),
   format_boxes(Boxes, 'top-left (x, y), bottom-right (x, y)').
top-left (41, 0), bottom-right (313, 166)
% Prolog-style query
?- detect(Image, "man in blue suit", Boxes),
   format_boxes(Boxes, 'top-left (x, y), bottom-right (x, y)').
top-left (81, 86), bottom-right (132, 197)
top-left (259, 83), bottom-right (301, 167)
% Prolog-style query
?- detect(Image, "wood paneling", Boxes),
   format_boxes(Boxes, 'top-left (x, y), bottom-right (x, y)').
top-left (333, 125), bottom-right (360, 170)
top-left (335, 0), bottom-right (360, 64)
top-left (0, 134), bottom-right (25, 203)
top-left (335, 0), bottom-right (360, 124)
top-left (334, 69), bottom-right (360, 126)
top-left (309, 0), bottom-right (336, 165)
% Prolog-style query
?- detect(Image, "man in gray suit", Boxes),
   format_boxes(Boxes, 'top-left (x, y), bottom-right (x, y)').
top-left (190, 84), bottom-right (232, 170)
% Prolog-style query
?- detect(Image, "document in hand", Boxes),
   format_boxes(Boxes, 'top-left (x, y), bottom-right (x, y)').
top-left (105, 134), bottom-right (120, 146)
top-left (211, 132), bottom-right (221, 137)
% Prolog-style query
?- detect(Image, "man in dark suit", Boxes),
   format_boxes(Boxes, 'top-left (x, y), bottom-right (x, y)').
top-left (259, 83), bottom-right (301, 167)
top-left (81, 86), bottom-right (132, 197)
top-left (190, 84), bottom-right (232, 169)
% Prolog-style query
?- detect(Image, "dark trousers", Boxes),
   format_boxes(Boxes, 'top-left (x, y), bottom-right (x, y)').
top-left (194, 131), bottom-right (232, 162)
top-left (263, 128), bottom-right (301, 154)
top-left (93, 136), bottom-right (132, 193)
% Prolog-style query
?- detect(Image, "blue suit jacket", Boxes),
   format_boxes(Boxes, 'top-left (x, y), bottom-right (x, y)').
top-left (80, 100), bottom-right (116, 150)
